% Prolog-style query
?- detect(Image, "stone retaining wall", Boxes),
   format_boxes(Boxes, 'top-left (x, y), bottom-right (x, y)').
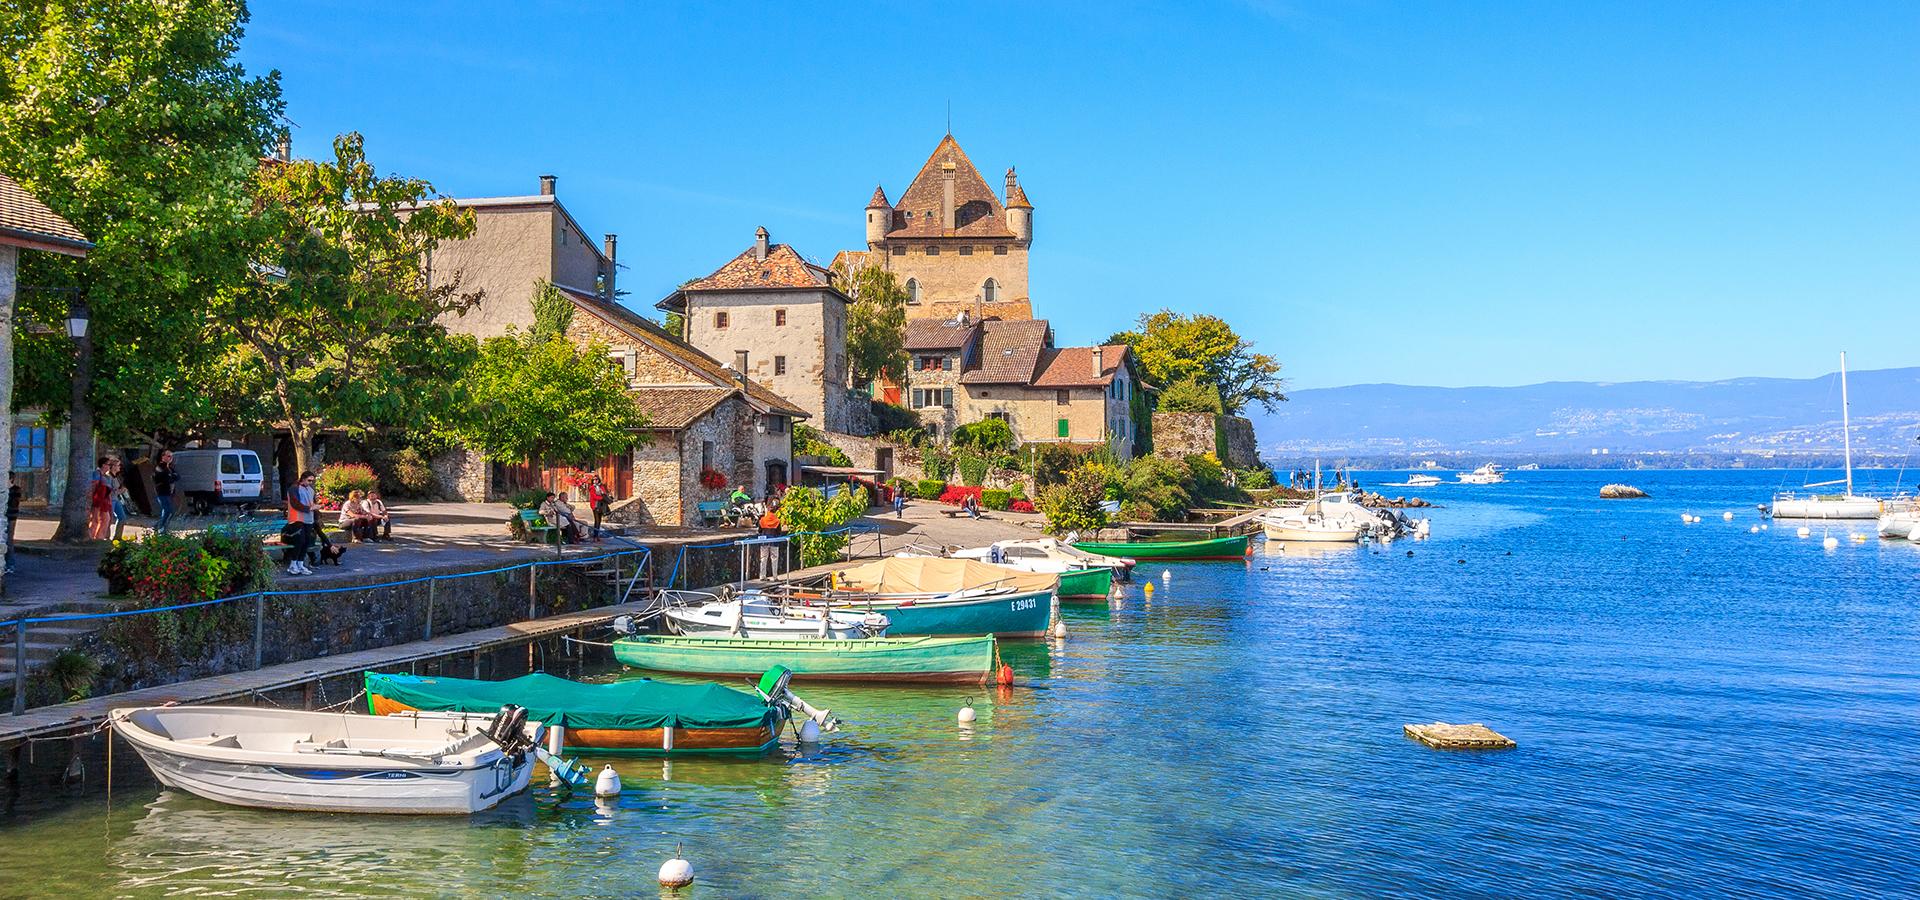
top-left (1151, 412), bottom-right (1261, 469)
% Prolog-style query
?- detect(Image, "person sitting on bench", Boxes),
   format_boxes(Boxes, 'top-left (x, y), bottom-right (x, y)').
top-left (539, 492), bottom-right (583, 543)
top-left (364, 490), bottom-right (394, 541)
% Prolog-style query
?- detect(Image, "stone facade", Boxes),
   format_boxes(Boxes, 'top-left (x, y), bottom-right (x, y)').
top-left (1218, 415), bottom-right (1260, 469)
top-left (680, 287), bottom-right (854, 432)
top-left (429, 447), bottom-right (490, 502)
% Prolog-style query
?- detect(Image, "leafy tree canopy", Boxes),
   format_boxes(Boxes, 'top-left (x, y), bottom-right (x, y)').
top-left (443, 332), bottom-right (649, 465)
top-left (953, 417), bottom-right (1015, 453)
top-left (1107, 310), bottom-right (1285, 415)
top-left (1157, 377), bottom-right (1224, 414)
top-left (833, 261), bottom-right (908, 387)
top-left (530, 279), bottom-right (574, 341)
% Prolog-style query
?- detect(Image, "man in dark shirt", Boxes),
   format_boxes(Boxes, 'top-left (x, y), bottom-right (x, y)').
top-left (5, 473), bottom-right (21, 574)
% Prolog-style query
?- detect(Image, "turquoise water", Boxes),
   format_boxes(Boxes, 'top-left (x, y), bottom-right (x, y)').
top-left (3, 469), bottom-right (1919, 897)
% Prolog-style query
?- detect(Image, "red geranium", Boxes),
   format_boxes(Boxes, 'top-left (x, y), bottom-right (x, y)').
top-left (938, 485), bottom-right (984, 506)
top-left (698, 469), bottom-right (727, 490)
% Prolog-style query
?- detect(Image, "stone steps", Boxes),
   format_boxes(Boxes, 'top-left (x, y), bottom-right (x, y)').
top-left (0, 598), bottom-right (123, 677)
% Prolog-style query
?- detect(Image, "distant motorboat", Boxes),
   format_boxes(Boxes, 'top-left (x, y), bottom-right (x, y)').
top-left (1405, 474), bottom-right (1443, 487)
top-left (1766, 353), bottom-right (1885, 521)
top-left (1458, 463), bottom-right (1505, 485)
top-left (1515, 463), bottom-right (1541, 471)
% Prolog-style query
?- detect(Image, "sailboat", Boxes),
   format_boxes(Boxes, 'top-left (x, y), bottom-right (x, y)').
top-left (1767, 352), bottom-right (1885, 520)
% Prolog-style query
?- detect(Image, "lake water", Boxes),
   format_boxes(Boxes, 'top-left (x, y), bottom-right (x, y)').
top-left (3, 469), bottom-right (1918, 897)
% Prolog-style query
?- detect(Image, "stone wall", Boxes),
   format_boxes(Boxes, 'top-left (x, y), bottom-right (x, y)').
top-left (1151, 412), bottom-right (1262, 469)
top-left (681, 289), bottom-right (854, 432)
top-left (430, 447), bottom-right (490, 501)
top-left (876, 242), bottom-right (1032, 316)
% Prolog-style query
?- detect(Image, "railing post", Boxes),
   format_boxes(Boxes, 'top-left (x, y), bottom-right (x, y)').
top-left (425, 576), bottom-right (436, 641)
top-left (252, 595), bottom-right (265, 670)
top-left (528, 565), bottom-right (537, 619)
top-left (12, 623), bottom-right (25, 715)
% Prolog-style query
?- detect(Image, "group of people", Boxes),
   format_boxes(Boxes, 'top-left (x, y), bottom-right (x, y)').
top-left (87, 455), bottom-right (133, 541)
top-left (337, 490), bottom-right (393, 542)
top-left (537, 473), bottom-right (614, 544)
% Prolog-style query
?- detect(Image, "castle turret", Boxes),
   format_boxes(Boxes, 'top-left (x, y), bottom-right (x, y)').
top-left (865, 185), bottom-right (890, 247)
top-left (1004, 167), bottom-right (1032, 245)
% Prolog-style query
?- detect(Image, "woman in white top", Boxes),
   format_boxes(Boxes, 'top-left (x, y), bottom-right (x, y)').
top-left (338, 490), bottom-right (373, 542)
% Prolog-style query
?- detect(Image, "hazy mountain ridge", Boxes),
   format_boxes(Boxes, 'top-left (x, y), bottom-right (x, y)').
top-left (1256, 367), bottom-right (1920, 464)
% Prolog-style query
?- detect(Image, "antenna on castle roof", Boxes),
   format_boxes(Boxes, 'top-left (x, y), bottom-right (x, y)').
top-left (946, 99), bottom-right (951, 136)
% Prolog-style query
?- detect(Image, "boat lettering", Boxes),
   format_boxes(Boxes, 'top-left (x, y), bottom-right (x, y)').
top-left (1010, 597), bottom-right (1037, 612)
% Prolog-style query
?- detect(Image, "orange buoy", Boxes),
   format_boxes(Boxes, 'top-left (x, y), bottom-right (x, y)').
top-left (996, 664), bottom-right (1015, 686)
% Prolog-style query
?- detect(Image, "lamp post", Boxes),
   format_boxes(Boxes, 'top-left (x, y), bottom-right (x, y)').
top-left (51, 299), bottom-right (93, 542)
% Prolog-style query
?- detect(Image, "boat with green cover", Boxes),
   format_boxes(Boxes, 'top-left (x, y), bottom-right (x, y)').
top-left (612, 634), bottom-right (997, 684)
top-left (1057, 566), bottom-right (1115, 600)
top-left (1072, 533), bottom-right (1252, 560)
top-left (365, 672), bottom-right (781, 754)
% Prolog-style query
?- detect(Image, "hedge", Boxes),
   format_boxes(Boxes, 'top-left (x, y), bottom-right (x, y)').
top-left (981, 489), bottom-right (1011, 511)
top-left (917, 478), bottom-right (947, 500)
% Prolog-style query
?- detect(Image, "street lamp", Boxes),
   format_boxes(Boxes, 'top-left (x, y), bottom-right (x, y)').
top-left (65, 299), bottom-right (88, 339)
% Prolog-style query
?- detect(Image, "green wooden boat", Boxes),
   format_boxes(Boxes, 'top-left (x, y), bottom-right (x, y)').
top-left (613, 634), bottom-right (996, 684)
top-left (1057, 566), bottom-right (1115, 600)
top-left (1073, 533), bottom-right (1251, 560)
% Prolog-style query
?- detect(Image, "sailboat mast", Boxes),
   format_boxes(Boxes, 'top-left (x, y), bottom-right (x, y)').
top-left (1840, 351), bottom-right (1853, 496)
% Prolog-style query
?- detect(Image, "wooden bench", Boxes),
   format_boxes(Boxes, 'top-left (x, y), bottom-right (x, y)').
top-left (940, 508), bottom-right (986, 519)
top-left (518, 509), bottom-right (559, 544)
top-left (694, 501), bottom-right (727, 526)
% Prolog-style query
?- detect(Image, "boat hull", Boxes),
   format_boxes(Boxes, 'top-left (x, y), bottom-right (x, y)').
top-left (612, 635), bottom-right (996, 683)
top-left (1260, 522), bottom-right (1361, 542)
top-left (1771, 497), bottom-right (1884, 519)
top-left (848, 588), bottom-right (1055, 637)
top-left (366, 695), bottom-right (778, 755)
top-left (1072, 534), bottom-right (1251, 560)
top-left (1056, 567), bottom-right (1114, 600)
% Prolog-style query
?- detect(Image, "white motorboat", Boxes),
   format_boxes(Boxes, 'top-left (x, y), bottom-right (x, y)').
top-left (947, 537), bottom-right (1134, 580)
top-left (1458, 463), bottom-right (1505, 484)
top-left (110, 705), bottom-right (538, 815)
top-left (1405, 474), bottom-right (1443, 487)
top-left (1767, 353), bottom-right (1886, 520)
top-left (661, 588), bottom-right (888, 639)
top-left (1258, 508), bottom-right (1362, 543)
top-left (1879, 509), bottom-right (1920, 540)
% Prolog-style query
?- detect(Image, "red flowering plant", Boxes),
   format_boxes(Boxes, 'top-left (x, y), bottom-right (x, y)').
top-left (557, 468), bottom-right (595, 490)
top-left (938, 485), bottom-right (984, 506)
top-left (699, 469), bottom-right (727, 490)
top-left (1009, 499), bottom-right (1037, 513)
top-left (316, 462), bottom-right (379, 508)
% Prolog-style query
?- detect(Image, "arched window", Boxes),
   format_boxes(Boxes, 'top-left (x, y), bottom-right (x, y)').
top-left (906, 278), bottom-right (920, 304)
top-left (982, 278), bottom-right (998, 302)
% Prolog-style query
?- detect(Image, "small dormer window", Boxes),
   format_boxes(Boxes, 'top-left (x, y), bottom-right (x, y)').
top-left (958, 245), bottom-right (973, 256)
top-left (906, 279), bottom-right (920, 304)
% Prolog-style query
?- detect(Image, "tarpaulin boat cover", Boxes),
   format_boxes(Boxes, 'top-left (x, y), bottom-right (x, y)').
top-left (364, 672), bottom-right (773, 730)
top-left (831, 556), bottom-right (1055, 596)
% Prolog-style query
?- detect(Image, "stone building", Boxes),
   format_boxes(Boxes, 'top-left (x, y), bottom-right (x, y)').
top-left (836, 134), bottom-right (1034, 324)
top-left (657, 227), bottom-right (858, 433)
top-left (560, 286), bottom-right (805, 526)
top-left (422, 174), bottom-right (619, 340)
top-left (900, 313), bottom-right (1139, 459)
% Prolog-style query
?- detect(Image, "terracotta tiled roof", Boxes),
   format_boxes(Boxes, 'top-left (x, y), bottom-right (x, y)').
top-left (887, 136), bottom-right (1016, 240)
top-left (0, 174), bottom-right (91, 256)
top-left (631, 386), bottom-right (731, 429)
top-left (1032, 345), bottom-right (1129, 388)
top-left (959, 319), bottom-right (1052, 385)
top-left (830, 249), bottom-right (872, 273)
top-left (681, 243), bottom-right (838, 293)
top-left (866, 185), bottom-right (890, 208)
top-left (560, 286), bottom-right (811, 420)
top-left (904, 317), bottom-right (980, 351)
top-left (1004, 179), bottom-right (1032, 209)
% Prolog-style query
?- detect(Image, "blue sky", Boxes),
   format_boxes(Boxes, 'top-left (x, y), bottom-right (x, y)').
top-left (239, 2), bottom-right (1919, 390)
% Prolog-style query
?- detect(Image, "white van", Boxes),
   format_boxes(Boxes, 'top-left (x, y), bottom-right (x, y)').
top-left (171, 449), bottom-right (266, 513)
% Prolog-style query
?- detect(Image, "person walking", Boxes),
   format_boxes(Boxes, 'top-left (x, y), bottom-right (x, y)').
top-left (152, 449), bottom-right (178, 534)
top-left (86, 458), bottom-right (113, 540)
top-left (284, 471), bottom-right (317, 576)
top-left (892, 486), bottom-right (906, 518)
top-left (106, 457), bottom-right (129, 541)
top-left (5, 473), bottom-right (21, 574)
top-left (586, 474), bottom-right (610, 540)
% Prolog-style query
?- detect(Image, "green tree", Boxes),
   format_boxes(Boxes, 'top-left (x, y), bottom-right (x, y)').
top-left (445, 332), bottom-right (649, 465)
top-left (1040, 463), bottom-right (1112, 535)
top-left (953, 417), bottom-right (1015, 453)
top-left (1156, 377), bottom-right (1223, 414)
top-left (218, 132), bottom-right (481, 474)
top-left (1108, 310), bottom-right (1285, 414)
top-left (833, 261), bottom-right (908, 388)
top-left (776, 485), bottom-right (870, 566)
top-left (529, 279), bottom-right (575, 341)
top-left (1, 0), bottom-right (283, 538)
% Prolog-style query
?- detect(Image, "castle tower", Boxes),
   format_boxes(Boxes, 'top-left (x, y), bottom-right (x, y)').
top-left (1004, 167), bottom-right (1032, 244)
top-left (864, 185), bottom-right (890, 248)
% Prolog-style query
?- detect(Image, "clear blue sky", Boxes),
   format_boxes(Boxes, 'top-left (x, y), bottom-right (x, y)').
top-left (238, 1), bottom-right (1919, 390)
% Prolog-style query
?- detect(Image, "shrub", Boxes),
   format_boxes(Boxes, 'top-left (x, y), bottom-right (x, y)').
top-left (98, 540), bottom-right (133, 596)
top-left (953, 418), bottom-right (1015, 453)
top-left (938, 485), bottom-right (984, 507)
top-left (917, 478), bottom-right (947, 500)
top-left (373, 447), bottom-right (438, 498)
top-left (777, 485), bottom-right (869, 566)
top-left (794, 424), bottom-right (852, 466)
top-left (316, 462), bottom-right (379, 504)
top-left (871, 401), bottom-right (923, 435)
top-left (881, 427), bottom-right (930, 448)
top-left (123, 533), bottom-right (230, 605)
top-left (921, 447), bottom-right (953, 481)
top-left (981, 489), bottom-right (1011, 511)
top-left (45, 650), bottom-right (100, 702)
top-left (1009, 499), bottom-right (1036, 513)
top-left (955, 452), bottom-right (989, 487)
top-left (1121, 456), bottom-right (1195, 522)
top-left (1159, 377), bottom-right (1224, 414)
top-left (1236, 466), bottom-right (1275, 490)
top-left (507, 488), bottom-right (548, 510)
top-left (1040, 464), bottom-right (1110, 534)
top-left (1029, 443), bottom-right (1108, 487)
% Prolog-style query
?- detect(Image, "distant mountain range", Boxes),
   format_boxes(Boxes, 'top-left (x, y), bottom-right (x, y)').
top-left (1254, 367), bottom-right (1920, 468)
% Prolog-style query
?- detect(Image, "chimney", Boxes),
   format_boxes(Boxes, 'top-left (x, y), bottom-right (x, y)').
top-left (602, 234), bottom-right (618, 299)
top-left (754, 226), bottom-right (769, 261)
top-left (275, 133), bottom-right (291, 162)
top-left (1091, 347), bottom-right (1104, 378)
top-left (538, 174), bottom-right (556, 195)
top-left (1005, 166), bottom-right (1017, 199)
top-left (941, 162), bottom-right (956, 231)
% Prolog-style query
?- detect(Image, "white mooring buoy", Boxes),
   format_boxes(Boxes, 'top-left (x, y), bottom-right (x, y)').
top-left (798, 718), bottom-right (821, 743)
top-left (1161, 569), bottom-right (1172, 583)
top-left (593, 764), bottom-right (622, 799)
top-left (1797, 526), bottom-right (1811, 538)
top-left (958, 697), bottom-right (977, 724)
top-left (1750, 526), bottom-right (1760, 534)
top-left (659, 844), bottom-right (694, 889)
top-left (1822, 534), bottom-right (1840, 550)
top-left (1723, 511), bottom-right (1735, 521)
top-left (1680, 513), bottom-right (1691, 524)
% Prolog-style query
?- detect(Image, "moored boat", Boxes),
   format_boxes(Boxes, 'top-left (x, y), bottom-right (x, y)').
top-left (660, 589), bottom-right (889, 639)
top-left (1878, 509), bottom-right (1920, 540)
top-left (366, 671), bottom-right (786, 755)
top-left (1766, 353), bottom-right (1887, 520)
top-left (611, 634), bottom-right (997, 683)
top-left (803, 557), bottom-right (1057, 637)
top-left (1072, 533), bottom-right (1251, 560)
top-left (942, 539), bottom-right (1123, 599)
top-left (110, 705), bottom-right (537, 815)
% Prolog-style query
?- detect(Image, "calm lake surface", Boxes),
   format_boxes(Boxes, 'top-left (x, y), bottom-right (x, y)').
top-left (3, 469), bottom-right (1918, 897)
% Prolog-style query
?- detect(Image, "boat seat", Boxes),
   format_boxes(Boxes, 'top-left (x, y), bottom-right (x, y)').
top-left (178, 734), bottom-right (242, 748)
top-left (235, 732), bottom-right (313, 752)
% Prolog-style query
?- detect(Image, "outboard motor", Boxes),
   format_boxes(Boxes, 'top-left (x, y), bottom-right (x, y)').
top-left (484, 705), bottom-right (535, 761)
top-left (754, 666), bottom-right (841, 734)
top-left (610, 615), bottom-right (638, 636)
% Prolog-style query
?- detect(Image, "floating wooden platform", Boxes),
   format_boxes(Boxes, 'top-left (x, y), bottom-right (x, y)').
top-left (1403, 721), bottom-right (1515, 750)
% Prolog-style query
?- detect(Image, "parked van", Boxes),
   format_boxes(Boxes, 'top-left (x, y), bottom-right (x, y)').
top-left (171, 449), bottom-right (266, 514)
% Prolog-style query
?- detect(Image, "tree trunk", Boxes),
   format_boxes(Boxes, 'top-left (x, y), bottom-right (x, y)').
top-left (53, 329), bottom-right (94, 542)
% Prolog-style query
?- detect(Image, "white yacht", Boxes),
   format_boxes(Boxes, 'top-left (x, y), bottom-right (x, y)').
top-left (1458, 463), bottom-right (1505, 485)
top-left (1767, 353), bottom-right (1885, 520)
top-left (1406, 474), bottom-right (1443, 487)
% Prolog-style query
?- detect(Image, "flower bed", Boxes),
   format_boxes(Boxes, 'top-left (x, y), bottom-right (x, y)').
top-left (938, 485), bottom-right (984, 506)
